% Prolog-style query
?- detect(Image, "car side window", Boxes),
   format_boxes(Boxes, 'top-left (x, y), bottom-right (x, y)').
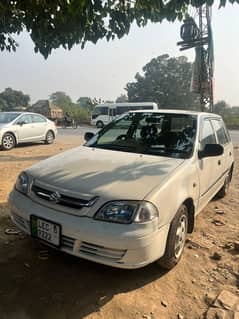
top-left (211, 119), bottom-right (229, 145)
top-left (32, 114), bottom-right (47, 123)
top-left (200, 119), bottom-right (216, 149)
top-left (17, 115), bottom-right (32, 124)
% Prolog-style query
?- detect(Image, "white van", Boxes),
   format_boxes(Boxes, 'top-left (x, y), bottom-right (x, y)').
top-left (91, 102), bottom-right (158, 128)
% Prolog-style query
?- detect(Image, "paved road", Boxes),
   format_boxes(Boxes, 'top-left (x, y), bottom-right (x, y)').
top-left (58, 126), bottom-right (239, 145)
top-left (57, 126), bottom-right (98, 144)
top-left (58, 125), bottom-right (98, 137)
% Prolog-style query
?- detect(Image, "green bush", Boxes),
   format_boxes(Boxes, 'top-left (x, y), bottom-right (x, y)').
top-left (224, 116), bottom-right (239, 129)
top-left (61, 103), bottom-right (91, 124)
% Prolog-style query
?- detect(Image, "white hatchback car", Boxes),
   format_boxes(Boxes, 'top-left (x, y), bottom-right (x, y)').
top-left (9, 110), bottom-right (234, 269)
top-left (0, 112), bottom-right (57, 150)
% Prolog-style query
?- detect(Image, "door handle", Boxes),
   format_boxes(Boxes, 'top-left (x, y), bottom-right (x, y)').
top-left (229, 152), bottom-right (232, 156)
top-left (218, 160), bottom-right (221, 166)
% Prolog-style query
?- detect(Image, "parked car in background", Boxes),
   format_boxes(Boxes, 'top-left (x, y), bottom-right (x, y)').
top-left (9, 110), bottom-right (234, 270)
top-left (0, 112), bottom-right (57, 150)
top-left (91, 102), bottom-right (158, 128)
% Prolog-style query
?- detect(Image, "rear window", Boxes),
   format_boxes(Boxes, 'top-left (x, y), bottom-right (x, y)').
top-left (171, 116), bottom-right (195, 131)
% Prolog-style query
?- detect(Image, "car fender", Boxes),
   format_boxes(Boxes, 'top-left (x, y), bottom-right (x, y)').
top-left (1, 128), bottom-right (19, 144)
top-left (144, 158), bottom-right (200, 229)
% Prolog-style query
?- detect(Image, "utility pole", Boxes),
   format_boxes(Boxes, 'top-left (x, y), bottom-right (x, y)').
top-left (177, 5), bottom-right (214, 112)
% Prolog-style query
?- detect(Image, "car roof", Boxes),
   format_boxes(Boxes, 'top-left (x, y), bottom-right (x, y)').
top-left (1, 111), bottom-right (46, 116)
top-left (96, 102), bottom-right (157, 107)
top-left (0, 111), bottom-right (22, 114)
top-left (129, 109), bottom-right (221, 118)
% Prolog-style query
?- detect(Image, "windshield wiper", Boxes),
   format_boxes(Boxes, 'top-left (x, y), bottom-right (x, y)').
top-left (91, 143), bottom-right (136, 152)
top-left (145, 146), bottom-right (188, 153)
top-left (141, 147), bottom-right (190, 158)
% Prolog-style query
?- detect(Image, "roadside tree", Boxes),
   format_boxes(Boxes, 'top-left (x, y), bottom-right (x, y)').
top-left (0, 1), bottom-right (233, 58)
top-left (0, 88), bottom-right (30, 111)
top-left (126, 54), bottom-right (200, 110)
top-left (116, 94), bottom-right (128, 103)
top-left (49, 92), bottom-right (72, 108)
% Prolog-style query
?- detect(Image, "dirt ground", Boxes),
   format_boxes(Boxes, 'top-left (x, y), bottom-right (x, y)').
top-left (0, 139), bottom-right (238, 319)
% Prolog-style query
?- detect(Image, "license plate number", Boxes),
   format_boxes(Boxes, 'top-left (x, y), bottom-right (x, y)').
top-left (30, 216), bottom-right (61, 247)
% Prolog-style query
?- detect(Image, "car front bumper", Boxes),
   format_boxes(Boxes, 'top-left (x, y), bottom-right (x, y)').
top-left (0, 131), bottom-right (4, 145)
top-left (9, 189), bottom-right (169, 269)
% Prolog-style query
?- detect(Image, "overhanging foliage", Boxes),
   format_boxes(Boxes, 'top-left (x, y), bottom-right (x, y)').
top-left (0, 0), bottom-right (234, 58)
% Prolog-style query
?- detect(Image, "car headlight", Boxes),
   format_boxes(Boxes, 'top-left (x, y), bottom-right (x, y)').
top-left (94, 201), bottom-right (158, 224)
top-left (15, 172), bottom-right (30, 194)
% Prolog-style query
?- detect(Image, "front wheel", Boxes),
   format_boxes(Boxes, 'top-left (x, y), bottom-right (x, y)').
top-left (1, 133), bottom-right (16, 150)
top-left (45, 130), bottom-right (55, 144)
top-left (157, 204), bottom-right (188, 270)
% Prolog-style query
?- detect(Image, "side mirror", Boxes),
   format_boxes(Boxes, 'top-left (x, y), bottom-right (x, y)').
top-left (84, 132), bottom-right (95, 142)
top-left (17, 121), bottom-right (26, 126)
top-left (198, 144), bottom-right (224, 159)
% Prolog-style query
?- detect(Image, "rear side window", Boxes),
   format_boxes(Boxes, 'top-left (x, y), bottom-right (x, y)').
top-left (211, 119), bottom-right (229, 145)
top-left (200, 119), bottom-right (216, 149)
top-left (32, 114), bottom-right (47, 123)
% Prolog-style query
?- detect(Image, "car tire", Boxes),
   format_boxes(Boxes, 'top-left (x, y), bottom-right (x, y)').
top-left (96, 121), bottom-right (104, 128)
top-left (157, 204), bottom-right (188, 270)
top-left (45, 130), bottom-right (55, 144)
top-left (1, 133), bottom-right (16, 150)
top-left (215, 170), bottom-right (231, 199)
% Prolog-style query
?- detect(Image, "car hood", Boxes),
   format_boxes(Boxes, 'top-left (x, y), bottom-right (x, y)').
top-left (0, 123), bottom-right (9, 130)
top-left (27, 146), bottom-right (184, 200)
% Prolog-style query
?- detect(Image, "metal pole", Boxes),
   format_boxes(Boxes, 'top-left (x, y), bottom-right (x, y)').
top-left (206, 5), bottom-right (214, 113)
top-left (198, 7), bottom-right (205, 112)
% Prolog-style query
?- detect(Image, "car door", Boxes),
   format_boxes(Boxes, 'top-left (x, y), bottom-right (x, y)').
top-left (31, 114), bottom-right (48, 140)
top-left (197, 118), bottom-right (223, 210)
top-left (15, 114), bottom-right (34, 142)
top-left (210, 118), bottom-right (233, 177)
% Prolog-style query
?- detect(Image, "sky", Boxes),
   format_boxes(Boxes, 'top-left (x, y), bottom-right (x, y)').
top-left (0, 3), bottom-right (239, 106)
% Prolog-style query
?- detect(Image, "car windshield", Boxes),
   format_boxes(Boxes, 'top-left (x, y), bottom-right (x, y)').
top-left (0, 112), bottom-right (20, 123)
top-left (86, 112), bottom-right (197, 159)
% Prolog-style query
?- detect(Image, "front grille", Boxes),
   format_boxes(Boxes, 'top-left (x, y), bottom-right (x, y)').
top-left (31, 184), bottom-right (98, 209)
top-left (79, 242), bottom-right (126, 261)
top-left (61, 235), bottom-right (75, 250)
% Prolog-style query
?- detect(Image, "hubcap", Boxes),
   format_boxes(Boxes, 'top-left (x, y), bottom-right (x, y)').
top-left (3, 135), bottom-right (14, 149)
top-left (47, 132), bottom-right (54, 142)
top-left (174, 212), bottom-right (187, 259)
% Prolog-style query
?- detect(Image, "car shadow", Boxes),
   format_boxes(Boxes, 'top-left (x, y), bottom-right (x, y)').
top-left (0, 202), bottom-right (167, 319)
top-left (32, 156), bottom-right (172, 196)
